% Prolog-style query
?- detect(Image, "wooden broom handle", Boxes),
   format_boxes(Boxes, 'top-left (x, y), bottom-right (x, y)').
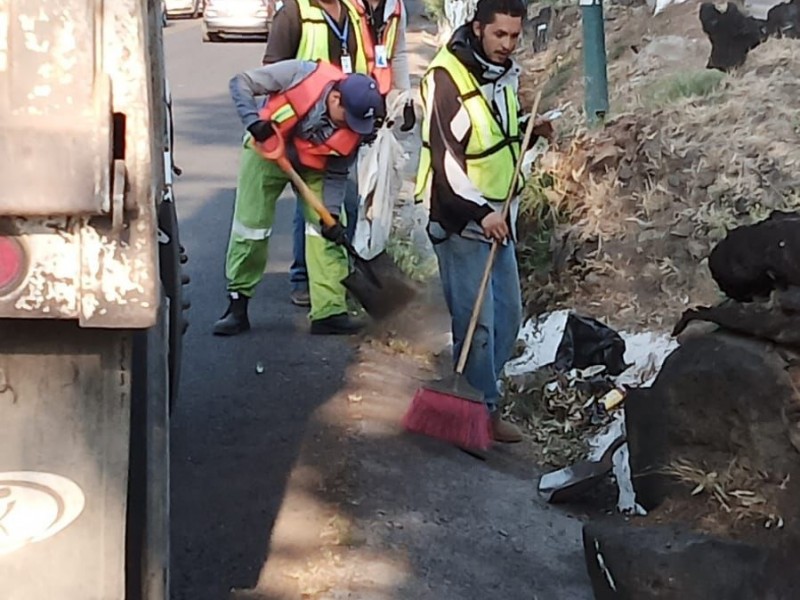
top-left (455, 91), bottom-right (542, 375)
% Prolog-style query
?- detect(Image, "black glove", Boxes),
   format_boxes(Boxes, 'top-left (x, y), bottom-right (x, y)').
top-left (400, 100), bottom-right (416, 132)
top-left (321, 217), bottom-right (347, 246)
top-left (247, 119), bottom-right (276, 143)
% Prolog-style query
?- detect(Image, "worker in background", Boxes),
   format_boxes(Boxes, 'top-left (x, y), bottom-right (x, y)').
top-left (262, 0), bottom-right (368, 309)
top-left (213, 60), bottom-right (384, 336)
top-left (414, 0), bottom-right (554, 443)
top-left (264, 0), bottom-right (415, 308)
top-left (349, 0), bottom-right (415, 124)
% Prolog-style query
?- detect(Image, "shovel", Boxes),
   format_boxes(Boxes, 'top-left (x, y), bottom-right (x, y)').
top-left (538, 435), bottom-right (627, 503)
top-left (252, 130), bottom-right (416, 320)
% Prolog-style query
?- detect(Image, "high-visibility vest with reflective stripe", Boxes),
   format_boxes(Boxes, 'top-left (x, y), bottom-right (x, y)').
top-left (350, 0), bottom-right (402, 95)
top-left (414, 47), bottom-right (522, 203)
top-left (295, 0), bottom-right (368, 74)
top-left (259, 61), bottom-right (361, 170)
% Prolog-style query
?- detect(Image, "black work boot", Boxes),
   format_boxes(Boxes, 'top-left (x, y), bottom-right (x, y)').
top-left (310, 313), bottom-right (364, 335)
top-left (213, 292), bottom-right (250, 336)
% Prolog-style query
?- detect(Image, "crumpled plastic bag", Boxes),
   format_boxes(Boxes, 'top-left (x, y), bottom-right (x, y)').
top-left (352, 93), bottom-right (407, 260)
top-left (554, 313), bottom-right (628, 376)
top-left (649, 0), bottom-right (689, 16)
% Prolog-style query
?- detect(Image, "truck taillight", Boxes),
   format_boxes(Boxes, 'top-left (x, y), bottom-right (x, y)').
top-left (0, 236), bottom-right (26, 294)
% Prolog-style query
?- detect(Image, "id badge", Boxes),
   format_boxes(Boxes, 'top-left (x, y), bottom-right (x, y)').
top-left (341, 55), bottom-right (353, 74)
top-left (375, 45), bottom-right (388, 68)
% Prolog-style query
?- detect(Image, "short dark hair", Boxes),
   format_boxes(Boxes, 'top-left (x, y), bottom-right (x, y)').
top-left (473, 0), bottom-right (526, 26)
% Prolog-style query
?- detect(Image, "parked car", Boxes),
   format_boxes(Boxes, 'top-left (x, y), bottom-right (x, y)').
top-left (202, 0), bottom-right (271, 42)
top-left (165, 0), bottom-right (204, 18)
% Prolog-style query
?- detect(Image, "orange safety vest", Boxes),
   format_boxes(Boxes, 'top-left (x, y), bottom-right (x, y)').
top-left (351, 0), bottom-right (403, 95)
top-left (258, 62), bottom-right (361, 170)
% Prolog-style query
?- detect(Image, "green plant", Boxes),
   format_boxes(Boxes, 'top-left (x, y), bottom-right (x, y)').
top-left (385, 237), bottom-right (439, 282)
top-left (643, 70), bottom-right (726, 108)
top-left (517, 171), bottom-right (565, 274)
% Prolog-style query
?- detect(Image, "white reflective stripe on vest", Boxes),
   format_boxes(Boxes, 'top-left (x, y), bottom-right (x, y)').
top-left (232, 220), bottom-right (272, 241)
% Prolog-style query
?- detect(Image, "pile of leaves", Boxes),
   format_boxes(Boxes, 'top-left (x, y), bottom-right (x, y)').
top-left (502, 365), bottom-right (618, 467)
top-left (517, 38), bottom-right (800, 329)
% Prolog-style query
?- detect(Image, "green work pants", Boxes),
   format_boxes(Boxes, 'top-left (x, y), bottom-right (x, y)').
top-left (224, 141), bottom-right (349, 322)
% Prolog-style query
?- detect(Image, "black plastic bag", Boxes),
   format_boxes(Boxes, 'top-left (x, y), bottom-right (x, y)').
top-left (554, 313), bottom-right (628, 375)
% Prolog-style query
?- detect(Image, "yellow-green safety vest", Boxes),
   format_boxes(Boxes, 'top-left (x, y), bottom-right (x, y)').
top-left (415, 47), bottom-right (522, 203)
top-left (295, 0), bottom-right (369, 74)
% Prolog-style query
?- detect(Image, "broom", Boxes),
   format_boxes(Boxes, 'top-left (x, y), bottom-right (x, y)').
top-left (402, 91), bottom-right (543, 450)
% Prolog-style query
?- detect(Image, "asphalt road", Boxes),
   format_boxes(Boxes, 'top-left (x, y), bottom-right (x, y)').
top-left (164, 20), bottom-right (355, 599)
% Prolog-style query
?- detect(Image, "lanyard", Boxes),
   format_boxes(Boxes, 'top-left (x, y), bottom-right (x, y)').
top-left (321, 9), bottom-right (350, 55)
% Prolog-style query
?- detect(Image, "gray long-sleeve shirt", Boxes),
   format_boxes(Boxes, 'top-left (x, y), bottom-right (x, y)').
top-left (229, 59), bottom-right (358, 215)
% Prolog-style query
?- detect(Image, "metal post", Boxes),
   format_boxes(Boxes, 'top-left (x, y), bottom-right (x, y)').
top-left (580, 0), bottom-right (609, 125)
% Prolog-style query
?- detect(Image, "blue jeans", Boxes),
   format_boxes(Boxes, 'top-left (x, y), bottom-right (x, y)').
top-left (289, 176), bottom-right (359, 293)
top-left (431, 225), bottom-right (523, 412)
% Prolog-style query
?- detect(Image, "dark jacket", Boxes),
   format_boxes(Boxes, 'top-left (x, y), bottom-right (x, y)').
top-left (426, 25), bottom-right (525, 239)
top-left (261, 0), bottom-right (359, 66)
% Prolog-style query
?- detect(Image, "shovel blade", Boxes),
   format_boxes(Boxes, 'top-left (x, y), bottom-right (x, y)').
top-left (343, 252), bottom-right (417, 320)
top-left (537, 435), bottom-right (627, 503)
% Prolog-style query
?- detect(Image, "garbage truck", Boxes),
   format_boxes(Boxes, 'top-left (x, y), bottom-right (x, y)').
top-left (0, 1), bottom-right (186, 598)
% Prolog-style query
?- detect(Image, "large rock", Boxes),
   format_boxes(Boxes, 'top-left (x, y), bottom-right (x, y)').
top-left (767, 0), bottom-right (800, 38)
top-left (583, 519), bottom-right (800, 599)
top-left (708, 211), bottom-right (800, 302)
top-left (700, 2), bottom-right (767, 71)
top-left (624, 332), bottom-right (798, 511)
top-left (673, 288), bottom-right (800, 349)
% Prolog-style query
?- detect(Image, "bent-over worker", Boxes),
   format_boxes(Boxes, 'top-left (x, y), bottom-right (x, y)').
top-left (213, 60), bottom-right (384, 336)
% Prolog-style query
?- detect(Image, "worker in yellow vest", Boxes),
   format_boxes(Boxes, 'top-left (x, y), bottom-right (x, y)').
top-left (263, 0), bottom-right (367, 74)
top-left (414, 0), bottom-right (554, 443)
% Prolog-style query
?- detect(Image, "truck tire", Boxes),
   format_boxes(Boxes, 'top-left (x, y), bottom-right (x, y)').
top-left (126, 292), bottom-right (171, 600)
top-left (158, 195), bottom-right (188, 410)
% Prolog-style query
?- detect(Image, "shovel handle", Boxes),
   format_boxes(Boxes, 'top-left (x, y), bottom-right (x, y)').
top-left (455, 91), bottom-right (542, 375)
top-left (251, 128), bottom-right (338, 228)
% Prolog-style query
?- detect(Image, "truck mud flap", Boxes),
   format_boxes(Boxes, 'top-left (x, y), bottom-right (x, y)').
top-left (0, 320), bottom-right (131, 599)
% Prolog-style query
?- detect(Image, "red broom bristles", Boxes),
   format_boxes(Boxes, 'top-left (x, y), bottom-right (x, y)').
top-left (402, 387), bottom-right (492, 450)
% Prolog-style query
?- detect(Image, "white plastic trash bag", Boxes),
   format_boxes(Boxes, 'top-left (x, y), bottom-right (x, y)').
top-left (352, 93), bottom-right (408, 260)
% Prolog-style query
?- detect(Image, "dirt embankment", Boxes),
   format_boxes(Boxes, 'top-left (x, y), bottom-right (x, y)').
top-left (515, 2), bottom-right (800, 331)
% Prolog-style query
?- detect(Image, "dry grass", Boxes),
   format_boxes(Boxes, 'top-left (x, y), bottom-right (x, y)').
top-left (517, 37), bottom-right (800, 329)
top-left (663, 458), bottom-right (787, 529)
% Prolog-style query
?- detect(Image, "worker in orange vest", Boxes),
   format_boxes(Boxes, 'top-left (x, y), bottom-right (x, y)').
top-left (264, 0), bottom-right (414, 308)
top-left (213, 60), bottom-right (384, 336)
top-left (350, 0), bottom-right (415, 128)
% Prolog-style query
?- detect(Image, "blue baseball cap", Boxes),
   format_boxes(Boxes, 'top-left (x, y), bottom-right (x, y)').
top-left (338, 73), bottom-right (384, 135)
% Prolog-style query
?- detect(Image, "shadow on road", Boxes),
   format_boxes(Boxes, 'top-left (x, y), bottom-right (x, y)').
top-left (169, 182), bottom-right (357, 599)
